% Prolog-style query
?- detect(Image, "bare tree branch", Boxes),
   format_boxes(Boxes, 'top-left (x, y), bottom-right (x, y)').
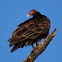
top-left (23, 28), bottom-right (57, 62)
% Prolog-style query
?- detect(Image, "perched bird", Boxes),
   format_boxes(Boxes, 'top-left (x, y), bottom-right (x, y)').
top-left (8, 9), bottom-right (50, 52)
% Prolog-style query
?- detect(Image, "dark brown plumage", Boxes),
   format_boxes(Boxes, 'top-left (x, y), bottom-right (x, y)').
top-left (8, 10), bottom-right (50, 52)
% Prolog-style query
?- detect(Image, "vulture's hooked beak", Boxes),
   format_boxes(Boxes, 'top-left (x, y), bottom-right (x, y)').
top-left (27, 14), bottom-right (30, 17)
top-left (27, 12), bottom-right (31, 17)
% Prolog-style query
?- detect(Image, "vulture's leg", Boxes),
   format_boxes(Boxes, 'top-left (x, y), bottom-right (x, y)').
top-left (32, 44), bottom-right (35, 51)
top-left (32, 44), bottom-right (34, 48)
top-left (36, 41), bottom-right (39, 46)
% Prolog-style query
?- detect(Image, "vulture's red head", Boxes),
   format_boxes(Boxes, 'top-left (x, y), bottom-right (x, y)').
top-left (27, 10), bottom-right (37, 17)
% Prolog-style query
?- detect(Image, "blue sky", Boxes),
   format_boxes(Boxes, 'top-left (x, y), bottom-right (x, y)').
top-left (0, 0), bottom-right (62, 62)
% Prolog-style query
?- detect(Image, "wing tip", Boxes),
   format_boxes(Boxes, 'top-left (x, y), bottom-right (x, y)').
top-left (8, 38), bottom-right (13, 41)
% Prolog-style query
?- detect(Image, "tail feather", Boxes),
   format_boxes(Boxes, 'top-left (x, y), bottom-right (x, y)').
top-left (8, 38), bottom-right (13, 41)
top-left (9, 40), bottom-right (19, 47)
top-left (9, 37), bottom-right (21, 47)
top-left (11, 40), bottom-right (27, 52)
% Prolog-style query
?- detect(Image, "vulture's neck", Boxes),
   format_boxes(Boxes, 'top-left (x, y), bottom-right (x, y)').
top-left (33, 12), bottom-right (42, 18)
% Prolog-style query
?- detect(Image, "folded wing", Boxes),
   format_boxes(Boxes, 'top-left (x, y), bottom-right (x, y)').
top-left (8, 15), bottom-right (50, 52)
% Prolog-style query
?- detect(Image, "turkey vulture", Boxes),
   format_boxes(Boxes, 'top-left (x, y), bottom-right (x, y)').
top-left (8, 9), bottom-right (50, 52)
